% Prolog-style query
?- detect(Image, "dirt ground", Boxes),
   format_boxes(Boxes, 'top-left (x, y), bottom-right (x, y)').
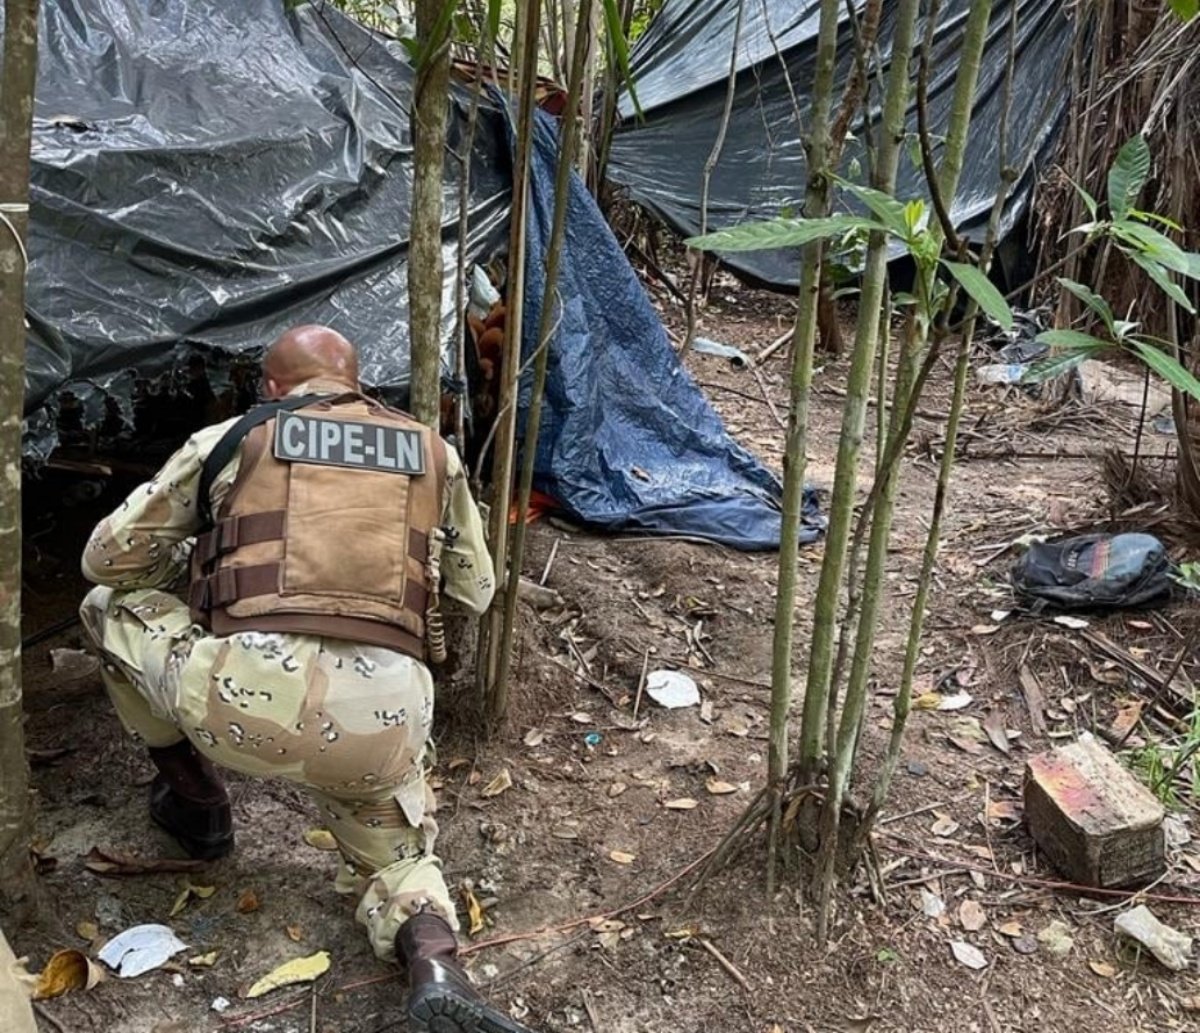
top-left (12, 271), bottom-right (1200, 1033)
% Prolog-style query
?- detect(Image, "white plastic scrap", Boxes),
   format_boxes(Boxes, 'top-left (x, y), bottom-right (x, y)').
top-left (97, 924), bottom-right (188, 978)
top-left (1114, 905), bottom-right (1194, 972)
top-left (645, 670), bottom-right (701, 709)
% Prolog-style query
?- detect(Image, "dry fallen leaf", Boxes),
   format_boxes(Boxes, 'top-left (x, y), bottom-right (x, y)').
top-left (303, 828), bottom-right (339, 851)
top-left (1089, 960), bottom-right (1117, 978)
top-left (959, 900), bottom-right (987, 932)
top-left (34, 949), bottom-right (104, 1000)
top-left (607, 782), bottom-right (627, 798)
top-left (609, 850), bottom-right (636, 865)
top-left (986, 799), bottom-right (1023, 823)
top-left (982, 710), bottom-right (1011, 756)
top-left (570, 712), bottom-right (593, 725)
top-left (246, 951), bottom-right (330, 998)
top-left (931, 815), bottom-right (960, 838)
top-left (188, 951), bottom-right (219, 968)
top-left (480, 769), bottom-right (513, 799)
top-left (998, 921), bottom-right (1023, 938)
top-left (705, 778), bottom-right (738, 795)
top-left (663, 798), bottom-right (698, 811)
top-left (236, 889), bottom-right (260, 914)
top-left (461, 885), bottom-right (485, 936)
top-left (169, 881), bottom-right (216, 918)
top-left (523, 728), bottom-right (545, 748)
top-left (75, 920), bottom-right (99, 942)
top-left (950, 940), bottom-right (988, 970)
top-left (285, 925), bottom-right (303, 943)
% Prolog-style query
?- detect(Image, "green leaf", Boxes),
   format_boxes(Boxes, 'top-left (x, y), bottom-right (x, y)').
top-left (486, 0), bottom-right (502, 42)
top-left (837, 180), bottom-right (910, 238)
top-left (686, 215), bottom-right (885, 254)
top-left (1066, 175), bottom-right (1098, 221)
top-left (903, 199), bottom-right (926, 235)
top-left (941, 261), bottom-right (1013, 329)
top-left (1022, 350), bottom-right (1093, 384)
top-left (1112, 220), bottom-right (1199, 279)
top-left (603, 0), bottom-right (642, 120)
top-left (1057, 277), bottom-right (1115, 335)
top-left (1130, 208), bottom-right (1183, 232)
top-left (1127, 251), bottom-right (1196, 314)
top-left (1035, 329), bottom-right (1111, 350)
top-left (1168, 0), bottom-right (1199, 20)
top-left (1107, 135), bottom-right (1151, 221)
top-left (1130, 339), bottom-right (1200, 403)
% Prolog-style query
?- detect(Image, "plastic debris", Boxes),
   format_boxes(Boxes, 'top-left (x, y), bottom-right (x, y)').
top-left (97, 924), bottom-right (188, 978)
top-left (211, 996), bottom-right (232, 1013)
top-left (692, 337), bottom-right (750, 368)
top-left (1114, 905), bottom-right (1194, 972)
top-left (645, 670), bottom-right (701, 709)
top-left (33, 949), bottom-right (104, 1000)
top-left (1012, 533), bottom-right (1173, 612)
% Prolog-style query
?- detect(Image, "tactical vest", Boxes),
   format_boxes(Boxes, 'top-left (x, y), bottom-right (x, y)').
top-left (187, 392), bottom-right (448, 660)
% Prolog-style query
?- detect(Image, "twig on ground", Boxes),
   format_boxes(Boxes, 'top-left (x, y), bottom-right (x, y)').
top-left (34, 1003), bottom-right (69, 1033)
top-left (633, 647), bottom-right (651, 720)
top-left (581, 988), bottom-right (601, 1030)
top-left (879, 836), bottom-right (1200, 904)
top-left (749, 364), bottom-right (786, 431)
top-left (698, 937), bottom-right (752, 992)
top-left (540, 538), bottom-right (561, 586)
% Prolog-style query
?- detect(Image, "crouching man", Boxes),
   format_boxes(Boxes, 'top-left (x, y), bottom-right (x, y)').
top-left (80, 325), bottom-right (534, 1033)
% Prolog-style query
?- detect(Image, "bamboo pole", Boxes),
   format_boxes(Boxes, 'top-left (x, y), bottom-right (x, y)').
top-left (763, 0), bottom-right (841, 898)
top-left (795, 0), bottom-right (922, 784)
top-left (810, 0), bottom-right (995, 940)
top-left (478, 0), bottom-right (543, 718)
top-left (492, 0), bottom-right (596, 719)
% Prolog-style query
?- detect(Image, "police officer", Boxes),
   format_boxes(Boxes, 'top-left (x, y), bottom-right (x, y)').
top-left (80, 326), bottom-right (535, 1033)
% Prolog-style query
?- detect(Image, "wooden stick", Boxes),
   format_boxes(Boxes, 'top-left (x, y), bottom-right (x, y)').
top-left (632, 648), bottom-right (651, 720)
top-left (540, 537), bottom-right (561, 586)
top-left (698, 938), bottom-right (751, 993)
top-left (755, 327), bottom-right (793, 364)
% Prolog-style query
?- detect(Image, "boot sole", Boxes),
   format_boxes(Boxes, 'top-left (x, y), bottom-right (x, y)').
top-left (409, 985), bottom-right (533, 1033)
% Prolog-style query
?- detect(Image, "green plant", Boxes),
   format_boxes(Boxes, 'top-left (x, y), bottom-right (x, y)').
top-left (1025, 135), bottom-right (1200, 394)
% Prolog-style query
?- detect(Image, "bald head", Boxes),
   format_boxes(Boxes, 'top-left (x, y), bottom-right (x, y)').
top-left (262, 325), bottom-right (359, 399)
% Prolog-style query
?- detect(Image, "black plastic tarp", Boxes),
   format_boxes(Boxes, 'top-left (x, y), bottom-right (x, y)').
top-left (21, 0), bottom-right (511, 461)
top-left (607, 0), bottom-right (1072, 290)
top-left (15, 0), bottom-right (812, 549)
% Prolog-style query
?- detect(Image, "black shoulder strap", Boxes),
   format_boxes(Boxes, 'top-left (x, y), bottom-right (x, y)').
top-left (198, 394), bottom-right (325, 527)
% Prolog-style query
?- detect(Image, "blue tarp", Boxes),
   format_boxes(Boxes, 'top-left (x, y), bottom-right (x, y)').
top-left (519, 111), bottom-right (820, 548)
top-left (13, 0), bottom-right (816, 550)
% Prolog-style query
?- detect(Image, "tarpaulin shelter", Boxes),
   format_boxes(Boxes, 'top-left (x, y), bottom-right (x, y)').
top-left (12, 0), bottom-right (818, 549)
top-left (607, 0), bottom-right (1073, 290)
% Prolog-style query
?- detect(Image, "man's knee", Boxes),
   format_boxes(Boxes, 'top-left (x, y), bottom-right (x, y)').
top-left (79, 585), bottom-right (114, 646)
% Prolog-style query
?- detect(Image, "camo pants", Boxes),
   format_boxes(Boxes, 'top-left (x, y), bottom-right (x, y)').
top-left (80, 585), bottom-right (458, 960)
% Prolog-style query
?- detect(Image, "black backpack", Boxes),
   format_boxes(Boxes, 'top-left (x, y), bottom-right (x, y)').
top-left (1010, 533), bottom-right (1175, 612)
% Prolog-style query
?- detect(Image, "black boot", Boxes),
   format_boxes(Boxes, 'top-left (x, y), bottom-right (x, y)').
top-left (146, 740), bottom-right (234, 861)
top-left (396, 913), bottom-right (538, 1033)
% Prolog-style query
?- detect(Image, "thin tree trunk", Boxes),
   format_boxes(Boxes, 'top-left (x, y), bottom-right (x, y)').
top-left (796, 0), bottom-right (922, 786)
top-left (576, 0), bottom-right (601, 178)
top-left (494, 0), bottom-right (595, 716)
top-left (0, 0), bottom-right (39, 918)
top-left (763, 0), bottom-right (841, 898)
top-left (409, 0), bottom-right (455, 428)
top-left (480, 0), bottom-right (542, 722)
top-left (681, 0), bottom-right (746, 356)
top-left (810, 0), bottom-right (994, 939)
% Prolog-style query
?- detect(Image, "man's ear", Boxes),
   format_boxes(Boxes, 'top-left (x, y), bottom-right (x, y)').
top-left (262, 376), bottom-right (282, 400)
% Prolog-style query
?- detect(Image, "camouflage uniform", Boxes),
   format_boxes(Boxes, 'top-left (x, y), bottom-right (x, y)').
top-left (80, 377), bottom-right (495, 960)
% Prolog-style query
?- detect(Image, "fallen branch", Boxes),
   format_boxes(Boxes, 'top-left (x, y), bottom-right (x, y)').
top-left (698, 937), bottom-right (751, 992)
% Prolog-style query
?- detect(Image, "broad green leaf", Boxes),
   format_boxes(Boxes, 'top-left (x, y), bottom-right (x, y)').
top-left (1022, 350), bottom-right (1093, 384)
top-left (941, 260), bottom-right (1013, 329)
top-left (603, 0), bottom-right (643, 120)
top-left (686, 215), bottom-right (885, 253)
top-left (1112, 220), bottom-right (1199, 279)
top-left (903, 199), bottom-right (927, 235)
top-left (837, 180), bottom-right (910, 239)
top-left (1066, 175), bottom-right (1098, 221)
top-left (486, 0), bottom-right (501, 42)
top-left (1035, 329), bottom-right (1111, 350)
top-left (1130, 339), bottom-right (1200, 404)
top-left (1107, 135), bottom-right (1151, 221)
top-left (1057, 277), bottom-right (1115, 335)
top-left (1168, 0), bottom-right (1199, 20)
top-left (1130, 208), bottom-right (1183, 232)
top-left (1128, 251), bottom-right (1196, 315)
